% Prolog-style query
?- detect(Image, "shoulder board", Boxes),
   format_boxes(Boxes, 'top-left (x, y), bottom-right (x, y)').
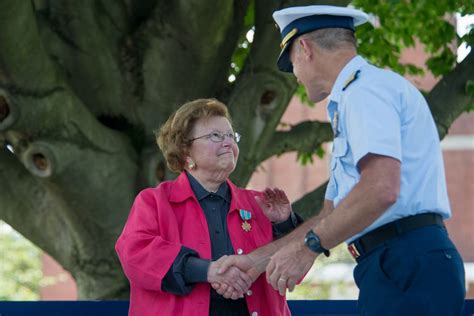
top-left (342, 70), bottom-right (361, 91)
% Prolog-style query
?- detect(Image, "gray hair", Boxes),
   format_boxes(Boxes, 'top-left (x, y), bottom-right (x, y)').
top-left (302, 28), bottom-right (357, 50)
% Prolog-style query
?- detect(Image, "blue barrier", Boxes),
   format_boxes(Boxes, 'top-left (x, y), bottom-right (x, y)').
top-left (0, 300), bottom-right (473, 315)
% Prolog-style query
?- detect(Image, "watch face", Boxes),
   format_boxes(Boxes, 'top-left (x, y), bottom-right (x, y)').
top-left (307, 237), bottom-right (318, 248)
top-left (305, 230), bottom-right (329, 256)
top-left (305, 230), bottom-right (321, 253)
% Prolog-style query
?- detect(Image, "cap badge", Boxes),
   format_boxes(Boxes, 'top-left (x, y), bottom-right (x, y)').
top-left (280, 28), bottom-right (298, 49)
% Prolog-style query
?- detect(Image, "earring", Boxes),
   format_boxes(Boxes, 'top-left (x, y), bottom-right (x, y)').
top-left (188, 161), bottom-right (196, 170)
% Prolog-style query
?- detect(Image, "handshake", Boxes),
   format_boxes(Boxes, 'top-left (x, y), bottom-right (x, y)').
top-left (205, 187), bottom-right (319, 299)
top-left (207, 253), bottom-right (263, 300)
top-left (205, 240), bottom-right (316, 300)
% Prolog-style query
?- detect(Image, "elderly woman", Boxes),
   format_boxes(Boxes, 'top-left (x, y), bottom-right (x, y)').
top-left (116, 99), bottom-right (301, 316)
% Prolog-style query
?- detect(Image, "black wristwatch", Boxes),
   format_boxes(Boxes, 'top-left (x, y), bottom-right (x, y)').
top-left (304, 229), bottom-right (330, 257)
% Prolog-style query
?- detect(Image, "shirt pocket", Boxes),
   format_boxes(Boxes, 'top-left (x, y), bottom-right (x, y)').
top-left (332, 137), bottom-right (348, 159)
top-left (330, 136), bottom-right (358, 203)
top-left (330, 136), bottom-right (349, 175)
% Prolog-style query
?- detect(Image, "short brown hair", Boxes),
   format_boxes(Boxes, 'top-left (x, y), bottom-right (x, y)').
top-left (156, 99), bottom-right (231, 173)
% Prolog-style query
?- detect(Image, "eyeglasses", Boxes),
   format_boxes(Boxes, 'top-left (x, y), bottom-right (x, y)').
top-left (189, 131), bottom-right (241, 143)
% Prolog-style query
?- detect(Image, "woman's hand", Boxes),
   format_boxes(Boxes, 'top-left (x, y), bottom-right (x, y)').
top-left (207, 256), bottom-right (253, 300)
top-left (256, 188), bottom-right (292, 223)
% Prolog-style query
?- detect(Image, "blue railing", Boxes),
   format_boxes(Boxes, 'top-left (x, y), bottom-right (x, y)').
top-left (0, 300), bottom-right (473, 315)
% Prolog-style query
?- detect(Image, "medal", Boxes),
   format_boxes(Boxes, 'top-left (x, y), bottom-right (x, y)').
top-left (241, 221), bottom-right (252, 232)
top-left (239, 209), bottom-right (252, 232)
top-left (332, 111), bottom-right (339, 137)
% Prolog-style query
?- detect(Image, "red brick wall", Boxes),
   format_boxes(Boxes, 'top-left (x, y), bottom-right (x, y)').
top-left (40, 253), bottom-right (77, 300)
top-left (443, 112), bottom-right (474, 262)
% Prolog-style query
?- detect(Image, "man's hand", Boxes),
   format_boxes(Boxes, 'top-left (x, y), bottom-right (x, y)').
top-left (266, 240), bottom-right (318, 296)
top-left (217, 253), bottom-right (268, 281)
top-left (207, 256), bottom-right (252, 300)
top-left (256, 188), bottom-right (292, 223)
top-left (212, 254), bottom-right (266, 297)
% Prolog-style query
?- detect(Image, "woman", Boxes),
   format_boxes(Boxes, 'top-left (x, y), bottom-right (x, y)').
top-left (116, 99), bottom-right (300, 316)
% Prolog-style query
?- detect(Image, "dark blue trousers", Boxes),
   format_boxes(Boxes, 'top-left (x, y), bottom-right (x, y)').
top-left (353, 225), bottom-right (465, 315)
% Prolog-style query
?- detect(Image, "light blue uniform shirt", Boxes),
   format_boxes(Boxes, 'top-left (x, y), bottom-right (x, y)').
top-left (324, 56), bottom-right (451, 243)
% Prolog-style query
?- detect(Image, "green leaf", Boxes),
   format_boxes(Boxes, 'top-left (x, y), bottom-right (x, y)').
top-left (296, 151), bottom-right (314, 165)
top-left (295, 85), bottom-right (313, 107)
top-left (426, 48), bottom-right (456, 77)
top-left (296, 146), bottom-right (326, 165)
top-left (466, 80), bottom-right (474, 96)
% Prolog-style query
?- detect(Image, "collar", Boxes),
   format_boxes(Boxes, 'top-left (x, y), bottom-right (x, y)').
top-left (169, 172), bottom-right (247, 215)
top-left (186, 171), bottom-right (231, 203)
top-left (327, 55), bottom-right (367, 104)
top-left (169, 172), bottom-right (196, 203)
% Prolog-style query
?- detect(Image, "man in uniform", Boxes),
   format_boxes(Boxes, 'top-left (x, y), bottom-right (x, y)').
top-left (217, 5), bottom-right (466, 315)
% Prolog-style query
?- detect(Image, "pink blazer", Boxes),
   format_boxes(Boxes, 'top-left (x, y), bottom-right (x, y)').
top-left (116, 172), bottom-right (291, 316)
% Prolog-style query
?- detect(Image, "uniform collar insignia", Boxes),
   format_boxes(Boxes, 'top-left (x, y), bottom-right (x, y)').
top-left (342, 69), bottom-right (360, 91)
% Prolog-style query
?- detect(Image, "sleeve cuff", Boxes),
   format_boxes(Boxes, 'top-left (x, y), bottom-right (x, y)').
top-left (184, 257), bottom-right (211, 284)
top-left (272, 212), bottom-right (303, 237)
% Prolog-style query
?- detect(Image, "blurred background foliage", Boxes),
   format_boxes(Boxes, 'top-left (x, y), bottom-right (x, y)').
top-left (0, 220), bottom-right (61, 300)
top-left (0, 220), bottom-right (42, 300)
top-left (287, 244), bottom-right (356, 300)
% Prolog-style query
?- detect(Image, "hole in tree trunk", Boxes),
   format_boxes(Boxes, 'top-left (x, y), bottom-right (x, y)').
top-left (260, 90), bottom-right (276, 105)
top-left (0, 96), bottom-right (10, 122)
top-left (33, 153), bottom-right (49, 171)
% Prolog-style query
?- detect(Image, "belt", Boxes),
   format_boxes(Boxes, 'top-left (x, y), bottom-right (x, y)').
top-left (347, 213), bottom-right (444, 260)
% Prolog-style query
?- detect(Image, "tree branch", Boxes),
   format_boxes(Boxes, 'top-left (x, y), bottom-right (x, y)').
top-left (0, 1), bottom-right (138, 298)
top-left (0, 128), bottom-right (136, 298)
top-left (33, 1), bottom-right (137, 121)
top-left (228, 68), bottom-right (296, 186)
top-left (261, 120), bottom-right (333, 161)
top-left (427, 50), bottom-right (474, 139)
top-left (136, 0), bottom-right (250, 132)
top-left (292, 181), bottom-right (328, 220)
top-left (0, 1), bottom-right (58, 90)
top-left (227, 0), bottom-right (296, 186)
top-left (229, 0), bottom-right (351, 187)
top-left (0, 146), bottom-right (79, 269)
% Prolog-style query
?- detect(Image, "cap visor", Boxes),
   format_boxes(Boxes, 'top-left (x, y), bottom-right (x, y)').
top-left (277, 46), bottom-right (293, 72)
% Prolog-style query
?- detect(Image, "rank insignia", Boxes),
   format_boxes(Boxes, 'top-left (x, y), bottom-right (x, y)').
top-left (342, 70), bottom-right (360, 91)
top-left (239, 209), bottom-right (252, 232)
